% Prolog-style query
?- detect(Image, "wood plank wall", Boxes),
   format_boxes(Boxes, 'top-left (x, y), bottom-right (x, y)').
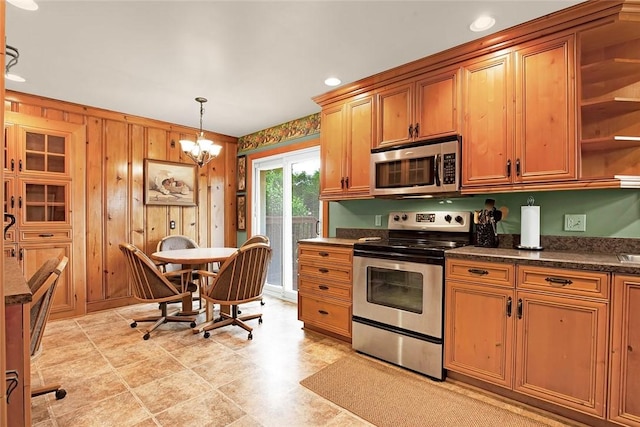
top-left (4, 90), bottom-right (238, 313)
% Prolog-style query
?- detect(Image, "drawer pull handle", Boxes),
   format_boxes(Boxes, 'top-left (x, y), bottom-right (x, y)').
top-left (318, 268), bottom-right (329, 273)
top-left (39, 233), bottom-right (54, 237)
top-left (318, 310), bottom-right (329, 315)
top-left (545, 277), bottom-right (573, 286)
top-left (318, 252), bottom-right (329, 257)
top-left (468, 268), bottom-right (489, 275)
top-left (318, 285), bottom-right (329, 290)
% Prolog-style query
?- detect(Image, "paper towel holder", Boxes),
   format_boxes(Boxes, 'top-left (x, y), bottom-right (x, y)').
top-left (517, 196), bottom-right (544, 250)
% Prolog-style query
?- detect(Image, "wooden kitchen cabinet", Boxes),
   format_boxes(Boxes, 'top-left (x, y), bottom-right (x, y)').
top-left (297, 242), bottom-right (353, 341)
top-left (462, 34), bottom-right (576, 189)
top-left (609, 274), bottom-right (640, 426)
top-left (319, 95), bottom-right (373, 200)
top-left (375, 68), bottom-right (459, 147)
top-left (445, 259), bottom-right (609, 418)
top-left (3, 112), bottom-right (85, 320)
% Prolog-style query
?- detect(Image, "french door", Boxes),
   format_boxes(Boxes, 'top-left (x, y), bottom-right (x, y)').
top-left (252, 146), bottom-right (321, 301)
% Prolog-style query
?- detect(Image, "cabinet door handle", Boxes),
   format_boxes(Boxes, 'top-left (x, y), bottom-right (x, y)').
top-left (545, 277), bottom-right (573, 286)
top-left (468, 268), bottom-right (489, 275)
top-left (19, 248), bottom-right (24, 261)
top-left (10, 248), bottom-right (15, 257)
top-left (10, 159), bottom-right (14, 171)
top-left (517, 298), bottom-right (523, 319)
top-left (506, 159), bottom-right (512, 177)
top-left (18, 196), bottom-right (22, 209)
top-left (408, 124), bottom-right (414, 138)
top-left (414, 123), bottom-right (419, 137)
top-left (318, 252), bottom-right (329, 257)
top-left (318, 285), bottom-right (329, 290)
top-left (318, 310), bottom-right (329, 315)
top-left (39, 233), bottom-right (54, 238)
top-left (10, 196), bottom-right (14, 208)
top-left (506, 297), bottom-right (512, 317)
top-left (345, 177), bottom-right (349, 188)
top-left (516, 158), bottom-right (521, 176)
top-left (340, 177), bottom-right (345, 189)
top-left (318, 268), bottom-right (329, 273)
top-left (18, 159), bottom-right (22, 172)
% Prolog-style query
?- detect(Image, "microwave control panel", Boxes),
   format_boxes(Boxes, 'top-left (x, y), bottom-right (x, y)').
top-left (442, 153), bottom-right (456, 184)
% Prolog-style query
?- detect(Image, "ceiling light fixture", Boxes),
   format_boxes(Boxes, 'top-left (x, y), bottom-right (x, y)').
top-left (470, 15), bottom-right (496, 32)
top-left (179, 97), bottom-right (222, 168)
top-left (5, 45), bottom-right (26, 83)
top-left (7, 0), bottom-right (39, 11)
top-left (324, 77), bottom-right (341, 87)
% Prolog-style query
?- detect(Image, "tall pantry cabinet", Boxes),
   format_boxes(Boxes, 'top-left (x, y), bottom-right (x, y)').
top-left (3, 112), bottom-right (86, 319)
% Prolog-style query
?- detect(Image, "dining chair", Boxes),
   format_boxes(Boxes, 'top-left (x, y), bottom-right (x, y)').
top-left (119, 243), bottom-right (197, 340)
top-left (29, 255), bottom-right (69, 400)
top-left (156, 234), bottom-right (204, 308)
top-left (238, 234), bottom-right (270, 311)
top-left (198, 242), bottom-right (272, 340)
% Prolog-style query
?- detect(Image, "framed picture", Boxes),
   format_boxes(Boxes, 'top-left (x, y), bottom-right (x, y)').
top-left (237, 155), bottom-right (247, 192)
top-left (144, 159), bottom-right (197, 206)
top-left (236, 194), bottom-right (247, 231)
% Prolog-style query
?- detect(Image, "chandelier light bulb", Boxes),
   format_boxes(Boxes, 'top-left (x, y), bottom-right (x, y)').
top-left (179, 97), bottom-right (222, 167)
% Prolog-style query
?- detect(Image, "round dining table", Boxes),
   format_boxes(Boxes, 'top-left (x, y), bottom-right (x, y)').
top-left (150, 247), bottom-right (237, 320)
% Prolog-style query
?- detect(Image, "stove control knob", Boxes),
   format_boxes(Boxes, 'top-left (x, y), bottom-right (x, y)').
top-left (444, 214), bottom-right (452, 223)
top-left (393, 215), bottom-right (400, 221)
top-left (455, 215), bottom-right (464, 224)
top-left (401, 214), bottom-right (408, 221)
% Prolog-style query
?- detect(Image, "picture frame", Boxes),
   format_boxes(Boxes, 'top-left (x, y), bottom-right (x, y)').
top-left (237, 155), bottom-right (247, 192)
top-left (144, 159), bottom-right (197, 206)
top-left (236, 194), bottom-right (247, 231)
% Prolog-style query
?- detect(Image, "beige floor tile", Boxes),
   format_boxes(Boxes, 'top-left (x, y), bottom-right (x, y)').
top-left (116, 352), bottom-right (186, 388)
top-left (132, 369), bottom-right (212, 415)
top-left (55, 391), bottom-right (149, 427)
top-left (154, 392), bottom-right (246, 427)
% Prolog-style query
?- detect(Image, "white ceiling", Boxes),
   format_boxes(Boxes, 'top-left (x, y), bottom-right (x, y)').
top-left (6, 0), bottom-right (585, 138)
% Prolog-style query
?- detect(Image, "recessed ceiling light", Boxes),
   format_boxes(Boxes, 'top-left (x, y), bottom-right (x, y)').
top-left (324, 77), bottom-right (341, 87)
top-left (7, 0), bottom-right (39, 11)
top-left (6, 73), bottom-right (26, 83)
top-left (470, 15), bottom-right (496, 32)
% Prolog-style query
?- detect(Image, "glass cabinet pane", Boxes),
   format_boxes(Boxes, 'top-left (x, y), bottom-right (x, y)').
top-left (23, 182), bottom-right (68, 223)
top-left (24, 131), bottom-right (67, 174)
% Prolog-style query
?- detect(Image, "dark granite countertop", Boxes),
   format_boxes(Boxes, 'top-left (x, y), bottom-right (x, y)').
top-left (5, 258), bottom-right (32, 305)
top-left (298, 237), bottom-right (360, 247)
top-left (446, 246), bottom-right (640, 275)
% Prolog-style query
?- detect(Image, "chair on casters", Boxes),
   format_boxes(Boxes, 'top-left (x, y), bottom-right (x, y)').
top-left (119, 243), bottom-right (198, 340)
top-left (239, 235), bottom-right (269, 311)
top-left (29, 256), bottom-right (70, 400)
top-left (198, 242), bottom-right (272, 340)
top-left (156, 235), bottom-right (202, 307)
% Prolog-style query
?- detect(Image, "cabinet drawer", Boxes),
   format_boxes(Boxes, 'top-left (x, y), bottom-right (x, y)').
top-left (298, 293), bottom-right (351, 338)
top-left (299, 277), bottom-right (351, 301)
top-left (20, 229), bottom-right (71, 241)
top-left (298, 262), bottom-right (351, 283)
top-left (298, 244), bottom-right (352, 265)
top-left (517, 266), bottom-right (609, 299)
top-left (446, 259), bottom-right (514, 287)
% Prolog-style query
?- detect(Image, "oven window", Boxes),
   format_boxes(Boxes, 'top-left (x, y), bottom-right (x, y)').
top-left (366, 266), bottom-right (423, 314)
top-left (374, 157), bottom-right (435, 189)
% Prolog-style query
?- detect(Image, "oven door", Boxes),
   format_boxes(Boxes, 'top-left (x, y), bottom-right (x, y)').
top-left (352, 253), bottom-right (443, 339)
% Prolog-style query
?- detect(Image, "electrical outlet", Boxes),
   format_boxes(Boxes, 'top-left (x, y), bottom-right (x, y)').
top-left (564, 214), bottom-right (586, 232)
top-left (374, 215), bottom-right (382, 226)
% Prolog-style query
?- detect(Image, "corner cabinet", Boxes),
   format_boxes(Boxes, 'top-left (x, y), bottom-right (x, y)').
top-left (319, 95), bottom-right (373, 200)
top-left (462, 33), bottom-right (576, 189)
top-left (3, 112), bottom-right (86, 319)
top-left (375, 68), bottom-right (459, 148)
top-left (609, 274), bottom-right (640, 426)
top-left (297, 242), bottom-right (352, 342)
top-left (445, 260), bottom-right (609, 418)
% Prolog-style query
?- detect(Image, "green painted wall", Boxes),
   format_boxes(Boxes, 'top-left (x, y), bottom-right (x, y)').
top-left (328, 189), bottom-right (640, 238)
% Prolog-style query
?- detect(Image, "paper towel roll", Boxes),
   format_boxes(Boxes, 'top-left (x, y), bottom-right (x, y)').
top-left (520, 206), bottom-right (541, 248)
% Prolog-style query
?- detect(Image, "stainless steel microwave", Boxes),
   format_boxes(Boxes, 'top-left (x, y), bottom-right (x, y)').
top-left (370, 136), bottom-right (460, 197)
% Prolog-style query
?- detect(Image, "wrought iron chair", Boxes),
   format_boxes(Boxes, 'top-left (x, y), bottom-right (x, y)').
top-left (198, 242), bottom-right (272, 340)
top-left (119, 243), bottom-right (197, 340)
top-left (29, 256), bottom-right (69, 400)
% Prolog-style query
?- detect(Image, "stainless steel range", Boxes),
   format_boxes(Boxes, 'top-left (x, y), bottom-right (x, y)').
top-left (352, 210), bottom-right (473, 380)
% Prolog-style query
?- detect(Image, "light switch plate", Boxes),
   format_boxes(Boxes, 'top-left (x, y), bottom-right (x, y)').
top-left (564, 214), bottom-right (586, 232)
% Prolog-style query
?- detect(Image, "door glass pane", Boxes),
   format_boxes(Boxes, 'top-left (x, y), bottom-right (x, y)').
top-left (48, 135), bottom-right (66, 154)
top-left (291, 159), bottom-right (320, 291)
top-left (263, 168), bottom-right (283, 289)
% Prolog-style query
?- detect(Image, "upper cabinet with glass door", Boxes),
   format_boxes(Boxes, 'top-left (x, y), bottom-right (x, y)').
top-left (4, 122), bottom-right (70, 177)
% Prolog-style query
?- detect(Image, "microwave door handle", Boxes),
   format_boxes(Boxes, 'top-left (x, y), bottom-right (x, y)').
top-left (434, 153), bottom-right (441, 187)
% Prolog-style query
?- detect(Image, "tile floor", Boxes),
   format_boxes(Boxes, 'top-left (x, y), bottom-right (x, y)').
top-left (31, 297), bottom-right (578, 427)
